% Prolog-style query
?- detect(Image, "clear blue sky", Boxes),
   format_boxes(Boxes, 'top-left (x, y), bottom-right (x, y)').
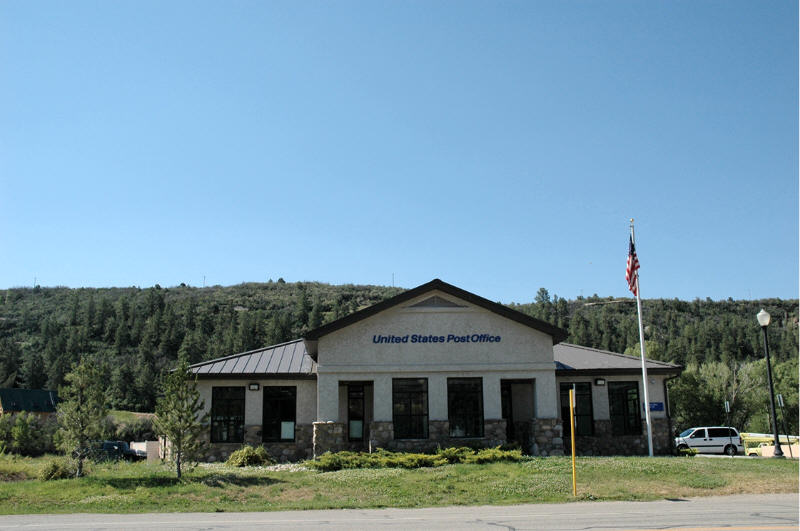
top-left (1, 1), bottom-right (797, 303)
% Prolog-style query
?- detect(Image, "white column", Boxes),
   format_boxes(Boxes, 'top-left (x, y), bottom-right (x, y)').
top-left (372, 375), bottom-right (393, 421)
top-left (316, 374), bottom-right (340, 421)
top-left (483, 375), bottom-right (501, 419)
top-left (536, 372), bottom-right (559, 418)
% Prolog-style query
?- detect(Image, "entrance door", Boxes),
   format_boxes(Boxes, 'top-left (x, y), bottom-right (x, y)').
top-left (500, 379), bottom-right (534, 450)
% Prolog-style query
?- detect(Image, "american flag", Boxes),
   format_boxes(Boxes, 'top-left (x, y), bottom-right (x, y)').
top-left (626, 236), bottom-right (640, 296)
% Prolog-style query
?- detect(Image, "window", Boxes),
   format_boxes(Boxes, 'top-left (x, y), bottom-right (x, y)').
top-left (608, 381), bottom-right (642, 436)
top-left (262, 386), bottom-right (296, 442)
top-left (392, 378), bottom-right (428, 439)
top-left (448, 378), bottom-right (484, 438)
top-left (708, 428), bottom-right (735, 438)
top-left (560, 382), bottom-right (594, 436)
top-left (211, 387), bottom-right (245, 443)
top-left (690, 429), bottom-right (706, 439)
top-left (348, 384), bottom-right (365, 441)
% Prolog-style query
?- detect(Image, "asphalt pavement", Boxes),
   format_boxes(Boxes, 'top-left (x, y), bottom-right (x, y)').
top-left (0, 493), bottom-right (796, 530)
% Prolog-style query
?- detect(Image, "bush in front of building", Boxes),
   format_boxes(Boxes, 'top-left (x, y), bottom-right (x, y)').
top-left (309, 451), bottom-right (373, 471)
top-left (226, 445), bottom-right (276, 467)
top-left (310, 446), bottom-right (524, 472)
top-left (375, 449), bottom-right (448, 469)
top-left (436, 446), bottom-right (474, 464)
top-left (463, 446), bottom-right (523, 464)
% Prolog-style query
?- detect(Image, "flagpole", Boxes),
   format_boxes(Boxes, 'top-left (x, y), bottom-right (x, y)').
top-left (630, 219), bottom-right (654, 457)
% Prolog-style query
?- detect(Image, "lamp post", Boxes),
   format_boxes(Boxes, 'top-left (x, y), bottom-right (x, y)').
top-left (756, 309), bottom-right (784, 458)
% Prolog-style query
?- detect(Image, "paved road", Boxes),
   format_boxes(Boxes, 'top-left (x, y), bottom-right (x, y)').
top-left (0, 493), bottom-right (796, 530)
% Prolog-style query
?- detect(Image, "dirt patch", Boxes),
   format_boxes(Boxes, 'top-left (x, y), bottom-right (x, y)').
top-left (276, 487), bottom-right (315, 501)
top-left (0, 472), bottom-right (27, 482)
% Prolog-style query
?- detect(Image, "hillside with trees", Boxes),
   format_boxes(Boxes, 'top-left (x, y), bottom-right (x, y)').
top-left (0, 281), bottom-right (796, 435)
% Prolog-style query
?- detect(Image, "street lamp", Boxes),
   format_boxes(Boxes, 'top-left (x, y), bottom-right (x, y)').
top-left (757, 309), bottom-right (784, 458)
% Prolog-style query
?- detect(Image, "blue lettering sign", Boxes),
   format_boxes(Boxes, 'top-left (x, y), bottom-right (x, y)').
top-left (373, 333), bottom-right (501, 344)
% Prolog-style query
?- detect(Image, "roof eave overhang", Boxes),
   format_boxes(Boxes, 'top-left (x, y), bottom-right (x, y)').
top-left (192, 373), bottom-right (317, 380)
top-left (556, 367), bottom-right (683, 377)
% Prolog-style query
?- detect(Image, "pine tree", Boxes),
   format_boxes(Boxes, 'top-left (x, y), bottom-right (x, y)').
top-left (294, 286), bottom-right (311, 329)
top-left (153, 355), bottom-right (208, 479)
top-left (56, 358), bottom-right (108, 477)
top-left (20, 352), bottom-right (46, 389)
top-left (309, 296), bottom-right (324, 329)
top-left (0, 338), bottom-right (21, 387)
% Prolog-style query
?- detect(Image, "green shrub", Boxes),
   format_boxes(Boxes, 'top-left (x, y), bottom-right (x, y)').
top-left (312, 449), bottom-right (447, 471)
top-left (0, 414), bottom-right (12, 445)
top-left (464, 446), bottom-right (522, 464)
top-left (311, 451), bottom-right (374, 471)
top-left (38, 458), bottom-right (74, 481)
top-left (381, 452), bottom-right (447, 469)
top-left (436, 446), bottom-right (474, 464)
top-left (310, 446), bottom-right (524, 472)
top-left (225, 445), bottom-right (275, 467)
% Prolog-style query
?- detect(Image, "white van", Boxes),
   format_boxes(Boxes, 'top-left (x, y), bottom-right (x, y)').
top-left (675, 427), bottom-right (744, 456)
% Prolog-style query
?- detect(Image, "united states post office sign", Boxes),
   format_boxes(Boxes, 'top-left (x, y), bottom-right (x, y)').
top-left (372, 333), bottom-right (501, 344)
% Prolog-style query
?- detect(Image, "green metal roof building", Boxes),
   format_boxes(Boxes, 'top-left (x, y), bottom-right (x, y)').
top-left (0, 388), bottom-right (59, 415)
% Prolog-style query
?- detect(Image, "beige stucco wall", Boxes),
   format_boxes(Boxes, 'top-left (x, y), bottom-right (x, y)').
top-left (316, 290), bottom-right (558, 422)
top-left (196, 378), bottom-right (317, 425)
top-left (556, 373), bottom-right (672, 421)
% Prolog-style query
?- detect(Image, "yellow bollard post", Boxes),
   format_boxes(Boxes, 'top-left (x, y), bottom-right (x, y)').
top-left (570, 387), bottom-right (577, 497)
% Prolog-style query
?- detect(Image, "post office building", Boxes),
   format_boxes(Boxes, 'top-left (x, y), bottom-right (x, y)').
top-left (189, 279), bottom-right (681, 461)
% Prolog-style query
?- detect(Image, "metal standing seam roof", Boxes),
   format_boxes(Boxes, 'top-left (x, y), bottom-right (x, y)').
top-left (553, 343), bottom-right (682, 374)
top-left (190, 339), bottom-right (680, 379)
top-left (189, 339), bottom-right (315, 377)
top-left (0, 388), bottom-right (59, 413)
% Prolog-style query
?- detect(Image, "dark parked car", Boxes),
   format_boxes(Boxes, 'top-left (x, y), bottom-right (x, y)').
top-left (94, 441), bottom-right (142, 461)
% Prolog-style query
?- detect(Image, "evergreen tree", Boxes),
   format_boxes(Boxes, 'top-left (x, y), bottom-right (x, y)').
top-left (84, 294), bottom-right (97, 339)
top-left (108, 361), bottom-right (137, 410)
top-left (0, 338), bottom-right (22, 387)
top-left (178, 328), bottom-right (206, 364)
top-left (153, 355), bottom-right (208, 478)
top-left (309, 296), bottom-right (324, 329)
top-left (20, 352), bottom-right (47, 389)
top-left (56, 358), bottom-right (108, 477)
top-left (294, 286), bottom-right (311, 329)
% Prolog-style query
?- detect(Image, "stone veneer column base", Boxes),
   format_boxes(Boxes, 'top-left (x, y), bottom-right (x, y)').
top-left (531, 418), bottom-right (564, 456)
top-left (313, 422), bottom-right (347, 458)
top-left (369, 421), bottom-right (394, 451)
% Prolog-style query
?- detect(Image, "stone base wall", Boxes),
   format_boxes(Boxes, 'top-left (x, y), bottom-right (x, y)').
top-left (202, 423), bottom-right (313, 463)
top-left (369, 421), bottom-right (394, 451)
top-left (569, 418), bottom-right (673, 456)
top-left (362, 419), bottom-right (507, 454)
top-left (531, 418), bottom-right (564, 456)
top-left (510, 420), bottom-right (534, 454)
top-left (197, 417), bottom-right (673, 461)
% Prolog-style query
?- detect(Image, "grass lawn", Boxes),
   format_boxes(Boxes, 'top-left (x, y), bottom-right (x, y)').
top-left (0, 454), bottom-right (797, 514)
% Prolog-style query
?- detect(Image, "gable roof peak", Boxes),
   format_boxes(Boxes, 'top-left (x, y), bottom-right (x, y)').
top-left (304, 278), bottom-right (567, 349)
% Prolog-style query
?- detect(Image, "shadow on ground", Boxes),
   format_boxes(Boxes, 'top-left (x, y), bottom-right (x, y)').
top-left (94, 474), bottom-right (285, 489)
